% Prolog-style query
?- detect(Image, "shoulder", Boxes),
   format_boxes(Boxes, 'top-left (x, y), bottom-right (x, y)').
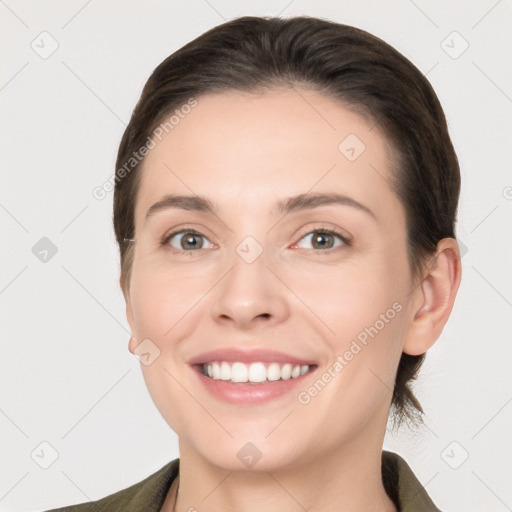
top-left (43, 458), bottom-right (179, 512)
top-left (382, 451), bottom-right (441, 512)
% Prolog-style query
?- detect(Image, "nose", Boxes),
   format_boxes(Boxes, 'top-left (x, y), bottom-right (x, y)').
top-left (210, 246), bottom-right (290, 331)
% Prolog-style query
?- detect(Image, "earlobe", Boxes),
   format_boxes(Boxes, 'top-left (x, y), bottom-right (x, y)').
top-left (128, 334), bottom-right (138, 354)
top-left (121, 282), bottom-right (137, 354)
top-left (403, 238), bottom-right (462, 356)
top-left (126, 302), bottom-right (138, 355)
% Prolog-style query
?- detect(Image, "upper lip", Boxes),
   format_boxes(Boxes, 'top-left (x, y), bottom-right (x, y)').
top-left (187, 348), bottom-right (317, 366)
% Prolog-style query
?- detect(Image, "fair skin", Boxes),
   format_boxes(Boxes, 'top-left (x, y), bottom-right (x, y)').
top-left (122, 88), bottom-right (461, 512)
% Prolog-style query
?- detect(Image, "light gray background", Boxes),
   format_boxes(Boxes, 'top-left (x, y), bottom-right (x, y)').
top-left (1, 1), bottom-right (511, 511)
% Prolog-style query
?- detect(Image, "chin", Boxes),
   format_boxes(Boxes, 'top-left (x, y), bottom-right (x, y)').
top-left (205, 444), bottom-right (301, 474)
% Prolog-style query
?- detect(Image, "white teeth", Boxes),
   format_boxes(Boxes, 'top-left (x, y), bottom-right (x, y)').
top-left (220, 362), bottom-right (231, 380)
top-left (248, 362), bottom-right (267, 383)
top-left (267, 362), bottom-right (281, 381)
top-left (202, 361), bottom-right (311, 383)
top-left (231, 362), bottom-right (248, 383)
top-left (281, 363), bottom-right (292, 380)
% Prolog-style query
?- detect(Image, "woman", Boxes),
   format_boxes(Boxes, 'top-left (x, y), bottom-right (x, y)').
top-left (48, 15), bottom-right (461, 512)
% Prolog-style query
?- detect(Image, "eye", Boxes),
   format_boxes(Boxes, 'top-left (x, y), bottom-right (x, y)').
top-left (160, 226), bottom-right (351, 254)
top-left (161, 229), bottom-right (214, 252)
top-left (293, 228), bottom-right (350, 253)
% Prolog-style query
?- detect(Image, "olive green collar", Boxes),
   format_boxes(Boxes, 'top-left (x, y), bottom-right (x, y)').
top-left (382, 451), bottom-right (441, 511)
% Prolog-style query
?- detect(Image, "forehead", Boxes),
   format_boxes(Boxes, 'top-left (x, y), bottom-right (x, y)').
top-left (134, 88), bottom-right (401, 229)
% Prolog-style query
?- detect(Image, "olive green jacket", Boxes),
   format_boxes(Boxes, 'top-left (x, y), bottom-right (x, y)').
top-left (45, 451), bottom-right (441, 511)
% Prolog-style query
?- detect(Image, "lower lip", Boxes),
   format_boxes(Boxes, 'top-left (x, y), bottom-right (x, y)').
top-left (193, 366), bottom-right (317, 405)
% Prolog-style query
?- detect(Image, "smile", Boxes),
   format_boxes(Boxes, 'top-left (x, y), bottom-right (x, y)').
top-left (201, 361), bottom-right (312, 384)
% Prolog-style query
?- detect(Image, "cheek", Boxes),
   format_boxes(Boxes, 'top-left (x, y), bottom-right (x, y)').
top-left (128, 265), bottom-right (211, 433)
top-left (294, 252), bottom-right (409, 397)
top-left (298, 259), bottom-right (406, 339)
top-left (129, 262), bottom-right (212, 341)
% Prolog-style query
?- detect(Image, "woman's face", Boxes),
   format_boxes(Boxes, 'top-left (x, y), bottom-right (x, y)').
top-left (125, 88), bottom-right (417, 471)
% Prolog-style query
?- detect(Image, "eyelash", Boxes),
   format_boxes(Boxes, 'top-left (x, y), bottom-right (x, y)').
top-left (160, 226), bottom-right (352, 255)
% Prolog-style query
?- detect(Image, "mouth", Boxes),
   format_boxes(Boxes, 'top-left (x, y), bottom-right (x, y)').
top-left (196, 361), bottom-right (317, 385)
top-left (188, 348), bottom-right (318, 403)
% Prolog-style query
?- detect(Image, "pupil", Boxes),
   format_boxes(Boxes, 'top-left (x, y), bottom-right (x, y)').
top-left (183, 233), bottom-right (201, 250)
top-left (314, 233), bottom-right (333, 249)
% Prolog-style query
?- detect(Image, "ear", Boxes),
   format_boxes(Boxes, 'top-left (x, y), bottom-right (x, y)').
top-left (403, 238), bottom-right (462, 356)
top-left (120, 277), bottom-right (138, 355)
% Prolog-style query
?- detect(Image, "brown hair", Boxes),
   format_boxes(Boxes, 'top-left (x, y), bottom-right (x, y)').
top-left (113, 15), bottom-right (460, 426)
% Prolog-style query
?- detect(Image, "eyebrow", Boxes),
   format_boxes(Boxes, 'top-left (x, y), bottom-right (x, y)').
top-left (144, 192), bottom-right (376, 220)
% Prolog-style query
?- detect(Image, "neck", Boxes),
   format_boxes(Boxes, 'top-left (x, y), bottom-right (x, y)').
top-left (168, 428), bottom-right (397, 512)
